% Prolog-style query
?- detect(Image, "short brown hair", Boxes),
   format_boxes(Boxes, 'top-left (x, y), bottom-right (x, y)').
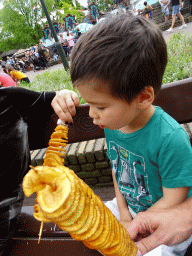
top-left (70, 14), bottom-right (167, 102)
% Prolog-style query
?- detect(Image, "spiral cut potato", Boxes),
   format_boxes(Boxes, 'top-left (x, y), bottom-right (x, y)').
top-left (22, 123), bottom-right (137, 256)
top-left (43, 124), bottom-right (68, 167)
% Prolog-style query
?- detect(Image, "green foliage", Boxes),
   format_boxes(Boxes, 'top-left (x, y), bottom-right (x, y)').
top-left (0, 0), bottom-right (54, 51)
top-left (163, 32), bottom-right (192, 84)
top-left (60, 1), bottom-right (84, 23)
top-left (95, 0), bottom-right (114, 11)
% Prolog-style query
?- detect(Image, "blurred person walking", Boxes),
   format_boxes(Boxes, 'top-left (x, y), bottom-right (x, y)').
top-left (159, 0), bottom-right (170, 23)
top-left (165, 0), bottom-right (187, 32)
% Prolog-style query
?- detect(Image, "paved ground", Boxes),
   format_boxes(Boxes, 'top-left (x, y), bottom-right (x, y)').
top-left (163, 21), bottom-right (192, 41)
top-left (23, 21), bottom-right (192, 206)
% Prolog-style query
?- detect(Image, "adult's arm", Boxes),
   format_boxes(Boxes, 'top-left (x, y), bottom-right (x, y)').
top-left (0, 86), bottom-right (56, 150)
top-left (0, 86), bottom-right (55, 117)
top-left (126, 197), bottom-right (192, 255)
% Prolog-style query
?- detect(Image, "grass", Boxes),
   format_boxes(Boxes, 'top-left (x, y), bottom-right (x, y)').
top-left (20, 32), bottom-right (192, 95)
top-left (163, 32), bottom-right (192, 84)
top-left (20, 68), bottom-right (86, 104)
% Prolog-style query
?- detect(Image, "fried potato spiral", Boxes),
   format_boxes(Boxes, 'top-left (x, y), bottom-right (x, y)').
top-left (23, 123), bottom-right (137, 256)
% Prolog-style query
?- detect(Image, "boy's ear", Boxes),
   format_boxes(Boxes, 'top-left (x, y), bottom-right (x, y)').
top-left (138, 86), bottom-right (154, 109)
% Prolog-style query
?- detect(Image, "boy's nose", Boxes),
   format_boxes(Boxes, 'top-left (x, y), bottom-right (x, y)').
top-left (89, 106), bottom-right (99, 119)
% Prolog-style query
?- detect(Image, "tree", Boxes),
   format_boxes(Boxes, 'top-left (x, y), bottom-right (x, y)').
top-left (52, 0), bottom-right (84, 23)
top-left (95, 0), bottom-right (114, 11)
top-left (0, 0), bottom-right (54, 52)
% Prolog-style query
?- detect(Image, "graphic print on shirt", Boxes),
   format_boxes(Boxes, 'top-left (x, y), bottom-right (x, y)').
top-left (109, 141), bottom-right (152, 213)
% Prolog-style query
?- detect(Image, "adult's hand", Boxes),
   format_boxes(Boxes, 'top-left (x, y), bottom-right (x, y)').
top-left (126, 204), bottom-right (192, 255)
top-left (51, 89), bottom-right (79, 124)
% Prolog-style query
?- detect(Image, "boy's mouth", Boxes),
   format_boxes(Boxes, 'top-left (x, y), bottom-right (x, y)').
top-left (99, 125), bottom-right (105, 129)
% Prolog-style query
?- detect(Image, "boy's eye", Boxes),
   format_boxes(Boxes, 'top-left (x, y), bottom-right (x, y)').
top-left (96, 107), bottom-right (105, 110)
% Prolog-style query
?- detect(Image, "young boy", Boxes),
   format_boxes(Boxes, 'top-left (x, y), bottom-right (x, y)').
top-left (53, 13), bottom-right (192, 255)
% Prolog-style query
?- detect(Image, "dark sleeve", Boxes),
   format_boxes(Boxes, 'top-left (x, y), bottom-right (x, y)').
top-left (24, 88), bottom-right (57, 150)
top-left (0, 86), bottom-right (57, 150)
top-left (0, 86), bottom-right (56, 117)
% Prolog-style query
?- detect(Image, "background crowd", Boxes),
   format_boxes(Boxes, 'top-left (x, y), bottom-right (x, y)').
top-left (0, 28), bottom-right (82, 87)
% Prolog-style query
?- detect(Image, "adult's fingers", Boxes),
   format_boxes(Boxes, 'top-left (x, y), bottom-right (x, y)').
top-left (51, 90), bottom-right (79, 123)
top-left (64, 92), bottom-right (79, 119)
top-left (52, 100), bottom-right (73, 124)
top-left (71, 92), bottom-right (79, 107)
top-left (126, 212), bottom-right (162, 255)
top-left (136, 229), bottom-right (165, 255)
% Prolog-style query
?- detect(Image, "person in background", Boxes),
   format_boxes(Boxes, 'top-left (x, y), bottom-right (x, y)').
top-left (189, 0), bottom-right (192, 15)
top-left (76, 28), bottom-right (82, 38)
top-left (0, 60), bottom-right (6, 69)
top-left (6, 57), bottom-right (15, 68)
top-left (59, 23), bottom-right (65, 33)
top-left (159, 0), bottom-right (170, 23)
top-left (0, 69), bottom-right (17, 87)
top-left (17, 58), bottom-right (26, 72)
top-left (165, 0), bottom-right (187, 32)
top-left (74, 27), bottom-right (82, 43)
top-left (59, 34), bottom-right (65, 44)
top-left (38, 40), bottom-right (49, 68)
top-left (143, 1), bottom-right (153, 19)
top-left (30, 43), bottom-right (36, 53)
top-left (7, 66), bottom-right (30, 84)
top-left (67, 32), bottom-right (75, 52)
top-left (23, 52), bottom-right (31, 71)
top-left (60, 35), bottom-right (70, 57)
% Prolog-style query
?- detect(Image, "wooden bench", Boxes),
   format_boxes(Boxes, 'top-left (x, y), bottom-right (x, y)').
top-left (8, 77), bottom-right (192, 255)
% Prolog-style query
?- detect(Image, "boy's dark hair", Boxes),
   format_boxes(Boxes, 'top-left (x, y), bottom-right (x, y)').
top-left (144, 1), bottom-right (148, 5)
top-left (70, 14), bottom-right (167, 102)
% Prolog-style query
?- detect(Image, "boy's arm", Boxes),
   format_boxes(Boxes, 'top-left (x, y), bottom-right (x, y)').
top-left (149, 186), bottom-right (189, 210)
top-left (112, 171), bottom-right (133, 222)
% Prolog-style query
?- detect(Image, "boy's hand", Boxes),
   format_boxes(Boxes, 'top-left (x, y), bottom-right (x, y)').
top-left (51, 89), bottom-right (79, 124)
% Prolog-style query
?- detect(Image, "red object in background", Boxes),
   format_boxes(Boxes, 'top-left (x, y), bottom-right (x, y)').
top-left (0, 74), bottom-right (17, 87)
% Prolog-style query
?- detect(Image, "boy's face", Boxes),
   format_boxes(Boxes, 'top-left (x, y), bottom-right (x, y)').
top-left (77, 79), bottom-right (144, 132)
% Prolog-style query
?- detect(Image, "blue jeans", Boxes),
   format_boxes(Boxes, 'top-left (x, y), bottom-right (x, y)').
top-left (162, 5), bottom-right (169, 16)
top-left (172, 5), bottom-right (180, 15)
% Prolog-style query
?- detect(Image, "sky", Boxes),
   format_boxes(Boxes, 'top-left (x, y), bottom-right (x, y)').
top-left (77, 0), bottom-right (88, 7)
top-left (0, 3), bottom-right (3, 9)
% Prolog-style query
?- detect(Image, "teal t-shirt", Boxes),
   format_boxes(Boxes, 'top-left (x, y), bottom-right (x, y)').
top-left (105, 106), bottom-right (192, 213)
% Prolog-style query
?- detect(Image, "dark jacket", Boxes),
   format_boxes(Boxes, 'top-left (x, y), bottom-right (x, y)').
top-left (0, 87), bottom-right (56, 252)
